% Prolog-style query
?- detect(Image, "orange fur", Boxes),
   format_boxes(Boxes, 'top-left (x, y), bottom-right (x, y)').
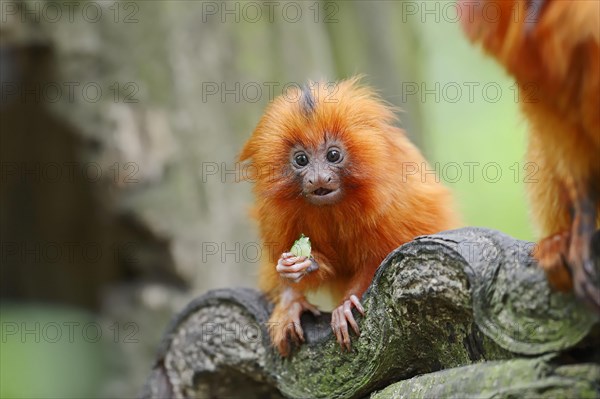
top-left (240, 77), bottom-right (460, 353)
top-left (460, 1), bottom-right (600, 293)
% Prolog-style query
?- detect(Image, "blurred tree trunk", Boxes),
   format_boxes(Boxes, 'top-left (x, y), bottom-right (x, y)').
top-left (1, 1), bottom-right (429, 396)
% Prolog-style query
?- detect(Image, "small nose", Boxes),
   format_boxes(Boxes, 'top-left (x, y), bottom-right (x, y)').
top-left (306, 168), bottom-right (332, 187)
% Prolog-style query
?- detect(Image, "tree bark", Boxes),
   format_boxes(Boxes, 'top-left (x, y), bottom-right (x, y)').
top-left (142, 227), bottom-right (599, 399)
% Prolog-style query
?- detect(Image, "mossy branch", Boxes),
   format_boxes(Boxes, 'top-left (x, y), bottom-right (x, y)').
top-left (142, 228), bottom-right (598, 399)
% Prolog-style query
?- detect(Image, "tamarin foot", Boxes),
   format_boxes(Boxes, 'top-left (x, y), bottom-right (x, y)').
top-left (331, 294), bottom-right (365, 352)
top-left (536, 179), bottom-right (600, 314)
top-left (536, 230), bottom-right (599, 313)
top-left (566, 193), bottom-right (600, 314)
top-left (535, 231), bottom-right (572, 292)
top-left (269, 290), bottom-right (320, 357)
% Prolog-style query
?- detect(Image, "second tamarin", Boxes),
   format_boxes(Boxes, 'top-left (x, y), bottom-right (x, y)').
top-left (240, 77), bottom-right (459, 356)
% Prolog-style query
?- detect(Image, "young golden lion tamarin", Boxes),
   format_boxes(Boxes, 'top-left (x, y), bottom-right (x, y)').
top-left (460, 0), bottom-right (600, 313)
top-left (239, 77), bottom-right (459, 356)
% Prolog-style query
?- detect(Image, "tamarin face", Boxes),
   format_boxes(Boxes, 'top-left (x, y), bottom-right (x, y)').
top-left (240, 77), bottom-right (403, 212)
top-left (290, 138), bottom-right (347, 206)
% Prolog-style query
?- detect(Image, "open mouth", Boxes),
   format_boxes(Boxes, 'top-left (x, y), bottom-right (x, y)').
top-left (313, 187), bottom-right (334, 196)
top-left (307, 187), bottom-right (341, 205)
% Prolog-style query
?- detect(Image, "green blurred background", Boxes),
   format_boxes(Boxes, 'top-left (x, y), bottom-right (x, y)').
top-left (1, 0), bottom-right (532, 397)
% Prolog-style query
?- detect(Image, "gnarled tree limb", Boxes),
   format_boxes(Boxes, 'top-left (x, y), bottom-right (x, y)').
top-left (142, 228), bottom-right (599, 399)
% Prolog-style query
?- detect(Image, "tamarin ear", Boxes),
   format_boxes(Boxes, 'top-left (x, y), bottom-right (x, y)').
top-left (237, 135), bottom-right (261, 182)
top-left (238, 143), bottom-right (251, 163)
top-left (238, 133), bottom-right (255, 163)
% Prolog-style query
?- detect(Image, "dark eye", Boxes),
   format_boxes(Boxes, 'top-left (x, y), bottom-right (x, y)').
top-left (294, 153), bottom-right (309, 167)
top-left (326, 149), bottom-right (341, 163)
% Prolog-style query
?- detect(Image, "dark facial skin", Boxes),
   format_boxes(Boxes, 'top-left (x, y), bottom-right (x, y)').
top-left (291, 139), bottom-right (346, 206)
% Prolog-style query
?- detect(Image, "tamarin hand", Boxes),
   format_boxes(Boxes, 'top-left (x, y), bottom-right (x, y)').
top-left (276, 252), bottom-right (316, 283)
top-left (331, 295), bottom-right (365, 351)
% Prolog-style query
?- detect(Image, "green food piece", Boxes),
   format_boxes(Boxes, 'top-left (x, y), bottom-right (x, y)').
top-left (290, 234), bottom-right (311, 258)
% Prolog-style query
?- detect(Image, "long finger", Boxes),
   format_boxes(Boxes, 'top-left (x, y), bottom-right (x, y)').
top-left (286, 323), bottom-right (299, 345)
top-left (280, 257), bottom-right (299, 266)
top-left (337, 311), bottom-right (351, 351)
top-left (350, 295), bottom-right (365, 315)
top-left (331, 312), bottom-right (343, 350)
top-left (277, 259), bottom-right (311, 273)
top-left (344, 301), bottom-right (360, 336)
top-left (281, 255), bottom-right (307, 266)
top-left (276, 263), bottom-right (306, 276)
top-left (292, 315), bottom-right (304, 342)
